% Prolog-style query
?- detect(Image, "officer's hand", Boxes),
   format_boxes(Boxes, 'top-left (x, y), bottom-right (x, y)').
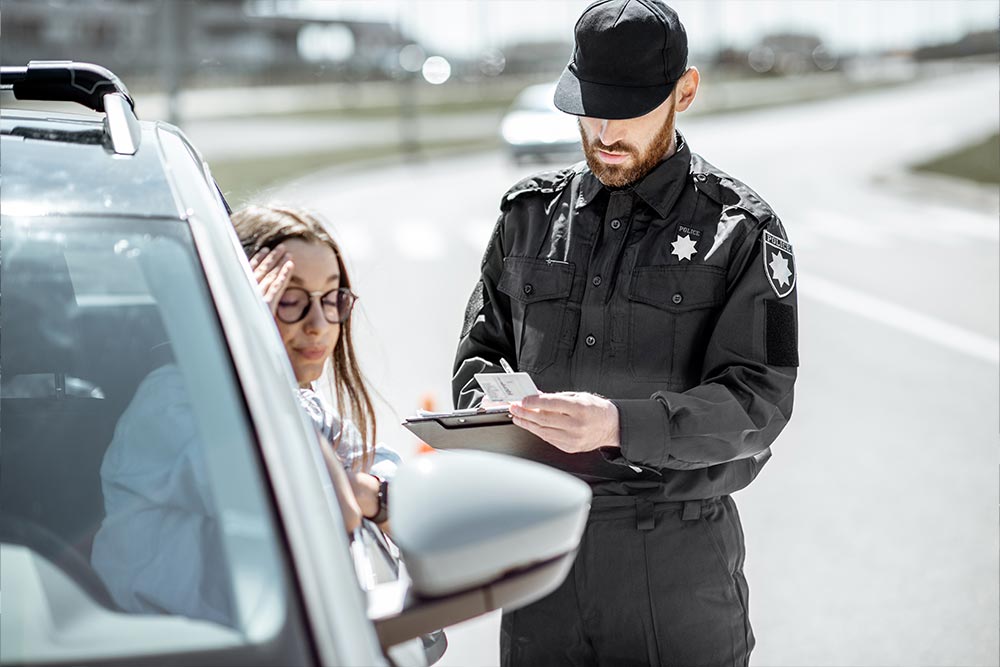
top-left (509, 392), bottom-right (620, 453)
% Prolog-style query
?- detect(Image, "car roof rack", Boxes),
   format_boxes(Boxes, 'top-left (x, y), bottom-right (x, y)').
top-left (1, 61), bottom-right (141, 155)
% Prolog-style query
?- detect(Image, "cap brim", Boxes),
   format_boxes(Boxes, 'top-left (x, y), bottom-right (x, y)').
top-left (553, 65), bottom-right (675, 120)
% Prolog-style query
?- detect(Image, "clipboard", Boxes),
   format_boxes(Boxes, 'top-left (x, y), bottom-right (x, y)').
top-left (402, 409), bottom-right (644, 483)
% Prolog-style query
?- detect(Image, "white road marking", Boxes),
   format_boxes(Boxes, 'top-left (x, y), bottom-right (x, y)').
top-left (917, 204), bottom-right (999, 243)
top-left (329, 223), bottom-right (375, 262)
top-left (801, 210), bottom-right (890, 247)
top-left (394, 220), bottom-right (446, 260)
top-left (800, 205), bottom-right (997, 249)
top-left (460, 218), bottom-right (498, 253)
top-left (801, 274), bottom-right (999, 365)
top-left (864, 205), bottom-right (996, 246)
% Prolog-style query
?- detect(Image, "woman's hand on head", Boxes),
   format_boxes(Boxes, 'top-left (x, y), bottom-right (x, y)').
top-left (249, 245), bottom-right (294, 315)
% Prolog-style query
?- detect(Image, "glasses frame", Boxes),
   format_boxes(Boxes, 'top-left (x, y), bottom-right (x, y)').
top-left (275, 286), bottom-right (358, 325)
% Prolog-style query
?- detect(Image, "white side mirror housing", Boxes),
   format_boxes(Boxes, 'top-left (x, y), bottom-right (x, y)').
top-left (389, 450), bottom-right (591, 597)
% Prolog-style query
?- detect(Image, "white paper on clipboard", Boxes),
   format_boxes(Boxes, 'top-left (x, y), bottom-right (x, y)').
top-left (473, 372), bottom-right (539, 403)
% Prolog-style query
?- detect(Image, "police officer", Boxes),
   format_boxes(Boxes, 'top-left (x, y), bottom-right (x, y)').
top-left (453, 1), bottom-right (797, 665)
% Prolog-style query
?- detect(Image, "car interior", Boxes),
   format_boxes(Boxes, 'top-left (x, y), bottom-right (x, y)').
top-left (0, 227), bottom-right (171, 611)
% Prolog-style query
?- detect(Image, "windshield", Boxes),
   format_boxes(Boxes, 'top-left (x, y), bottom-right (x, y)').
top-left (0, 216), bottom-right (288, 662)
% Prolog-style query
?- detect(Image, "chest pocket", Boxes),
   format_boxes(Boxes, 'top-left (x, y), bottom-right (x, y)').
top-left (626, 265), bottom-right (726, 384)
top-left (498, 257), bottom-right (574, 374)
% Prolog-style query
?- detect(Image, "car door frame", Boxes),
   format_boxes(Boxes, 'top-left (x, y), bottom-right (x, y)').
top-left (160, 125), bottom-right (387, 667)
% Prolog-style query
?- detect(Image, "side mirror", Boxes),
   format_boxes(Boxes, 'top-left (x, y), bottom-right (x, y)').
top-left (369, 450), bottom-right (591, 649)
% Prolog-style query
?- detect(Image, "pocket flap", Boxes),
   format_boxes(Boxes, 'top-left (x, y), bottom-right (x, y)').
top-left (628, 265), bottom-right (725, 311)
top-left (498, 257), bottom-right (575, 304)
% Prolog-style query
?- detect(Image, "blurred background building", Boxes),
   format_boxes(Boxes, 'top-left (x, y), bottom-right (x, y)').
top-left (4, 0), bottom-right (996, 184)
top-left (3, 0), bottom-right (996, 97)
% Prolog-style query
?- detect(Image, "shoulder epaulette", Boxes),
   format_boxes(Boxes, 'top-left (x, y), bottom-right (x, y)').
top-left (690, 153), bottom-right (776, 226)
top-left (502, 166), bottom-right (577, 206)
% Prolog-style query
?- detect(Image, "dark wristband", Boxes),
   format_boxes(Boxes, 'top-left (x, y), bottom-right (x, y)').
top-left (368, 476), bottom-right (389, 524)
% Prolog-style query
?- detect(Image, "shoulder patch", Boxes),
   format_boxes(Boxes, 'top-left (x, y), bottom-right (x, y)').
top-left (502, 167), bottom-right (576, 206)
top-left (762, 229), bottom-right (795, 298)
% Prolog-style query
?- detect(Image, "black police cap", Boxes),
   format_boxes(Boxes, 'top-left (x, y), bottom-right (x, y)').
top-left (554, 0), bottom-right (688, 120)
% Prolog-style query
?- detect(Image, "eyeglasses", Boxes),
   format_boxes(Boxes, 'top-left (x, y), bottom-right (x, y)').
top-left (276, 287), bottom-right (357, 324)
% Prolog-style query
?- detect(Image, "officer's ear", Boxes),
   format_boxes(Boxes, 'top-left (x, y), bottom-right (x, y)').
top-left (675, 67), bottom-right (699, 114)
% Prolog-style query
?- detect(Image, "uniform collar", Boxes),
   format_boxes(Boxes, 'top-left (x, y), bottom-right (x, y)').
top-left (576, 131), bottom-right (691, 219)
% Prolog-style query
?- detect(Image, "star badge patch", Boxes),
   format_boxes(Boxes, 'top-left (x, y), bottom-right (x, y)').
top-left (762, 230), bottom-right (795, 298)
top-left (671, 234), bottom-right (698, 262)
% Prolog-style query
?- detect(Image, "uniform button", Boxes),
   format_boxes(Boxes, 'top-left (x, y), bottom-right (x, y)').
top-left (695, 173), bottom-right (707, 182)
top-left (592, 275), bottom-right (602, 287)
top-left (672, 293), bottom-right (683, 304)
top-left (523, 284), bottom-right (533, 295)
top-left (610, 218), bottom-right (622, 230)
top-left (585, 335), bottom-right (596, 347)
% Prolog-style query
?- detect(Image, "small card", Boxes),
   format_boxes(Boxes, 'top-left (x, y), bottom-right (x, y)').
top-left (474, 372), bottom-right (539, 403)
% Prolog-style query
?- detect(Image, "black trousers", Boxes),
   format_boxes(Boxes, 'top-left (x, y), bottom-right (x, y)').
top-left (501, 495), bottom-right (753, 667)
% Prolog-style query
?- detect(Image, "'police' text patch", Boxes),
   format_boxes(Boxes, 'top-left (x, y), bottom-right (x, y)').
top-left (762, 230), bottom-right (795, 298)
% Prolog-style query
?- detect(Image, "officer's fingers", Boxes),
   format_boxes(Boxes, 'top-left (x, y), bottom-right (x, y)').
top-left (521, 393), bottom-right (575, 414)
top-left (511, 415), bottom-right (570, 450)
top-left (512, 404), bottom-right (573, 429)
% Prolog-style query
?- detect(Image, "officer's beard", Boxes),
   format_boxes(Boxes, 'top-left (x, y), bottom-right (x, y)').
top-left (579, 105), bottom-right (676, 189)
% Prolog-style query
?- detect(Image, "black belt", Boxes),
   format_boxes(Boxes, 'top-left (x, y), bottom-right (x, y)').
top-left (588, 495), bottom-right (722, 530)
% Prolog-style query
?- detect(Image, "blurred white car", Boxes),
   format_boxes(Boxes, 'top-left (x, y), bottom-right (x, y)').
top-left (0, 61), bottom-right (591, 667)
top-left (500, 82), bottom-right (583, 165)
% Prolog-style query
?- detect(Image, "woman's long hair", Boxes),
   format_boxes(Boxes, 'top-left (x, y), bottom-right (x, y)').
top-left (231, 204), bottom-right (375, 470)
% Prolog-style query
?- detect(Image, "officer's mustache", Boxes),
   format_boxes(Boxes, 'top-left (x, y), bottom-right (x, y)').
top-left (589, 139), bottom-right (637, 158)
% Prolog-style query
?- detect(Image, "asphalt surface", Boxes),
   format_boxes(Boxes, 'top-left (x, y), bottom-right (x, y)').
top-left (273, 67), bottom-right (999, 666)
top-left (184, 67), bottom-right (943, 161)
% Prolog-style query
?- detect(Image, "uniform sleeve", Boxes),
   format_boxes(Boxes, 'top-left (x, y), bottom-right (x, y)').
top-left (452, 214), bottom-right (516, 409)
top-left (609, 217), bottom-right (798, 470)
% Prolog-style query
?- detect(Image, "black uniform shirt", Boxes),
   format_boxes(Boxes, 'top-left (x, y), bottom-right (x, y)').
top-left (453, 133), bottom-right (798, 500)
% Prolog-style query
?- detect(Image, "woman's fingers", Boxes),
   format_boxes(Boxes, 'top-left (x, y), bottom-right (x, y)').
top-left (247, 246), bottom-right (297, 315)
top-left (248, 248), bottom-right (267, 271)
top-left (262, 259), bottom-right (294, 313)
top-left (252, 245), bottom-right (287, 281)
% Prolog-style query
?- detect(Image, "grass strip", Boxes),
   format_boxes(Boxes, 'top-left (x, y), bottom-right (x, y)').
top-left (211, 73), bottom-right (953, 207)
top-left (912, 132), bottom-right (999, 185)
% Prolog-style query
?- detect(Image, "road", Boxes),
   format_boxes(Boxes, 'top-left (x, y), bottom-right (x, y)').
top-left (273, 67), bottom-right (999, 666)
top-left (184, 65), bottom-right (957, 161)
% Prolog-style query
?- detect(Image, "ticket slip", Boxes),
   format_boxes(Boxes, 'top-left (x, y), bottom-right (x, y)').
top-left (473, 372), bottom-right (540, 403)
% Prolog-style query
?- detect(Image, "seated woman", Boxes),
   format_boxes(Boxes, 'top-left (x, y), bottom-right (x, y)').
top-left (91, 206), bottom-right (398, 625)
top-left (231, 204), bottom-right (399, 528)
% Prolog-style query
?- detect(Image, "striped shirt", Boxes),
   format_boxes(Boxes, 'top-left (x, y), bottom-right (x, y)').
top-left (297, 387), bottom-right (400, 480)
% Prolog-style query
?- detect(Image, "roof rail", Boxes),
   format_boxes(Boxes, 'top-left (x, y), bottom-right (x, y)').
top-left (0, 61), bottom-right (135, 113)
top-left (1, 61), bottom-right (141, 155)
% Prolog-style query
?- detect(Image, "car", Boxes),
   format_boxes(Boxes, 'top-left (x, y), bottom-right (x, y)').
top-left (500, 82), bottom-right (584, 165)
top-left (0, 61), bottom-right (591, 667)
